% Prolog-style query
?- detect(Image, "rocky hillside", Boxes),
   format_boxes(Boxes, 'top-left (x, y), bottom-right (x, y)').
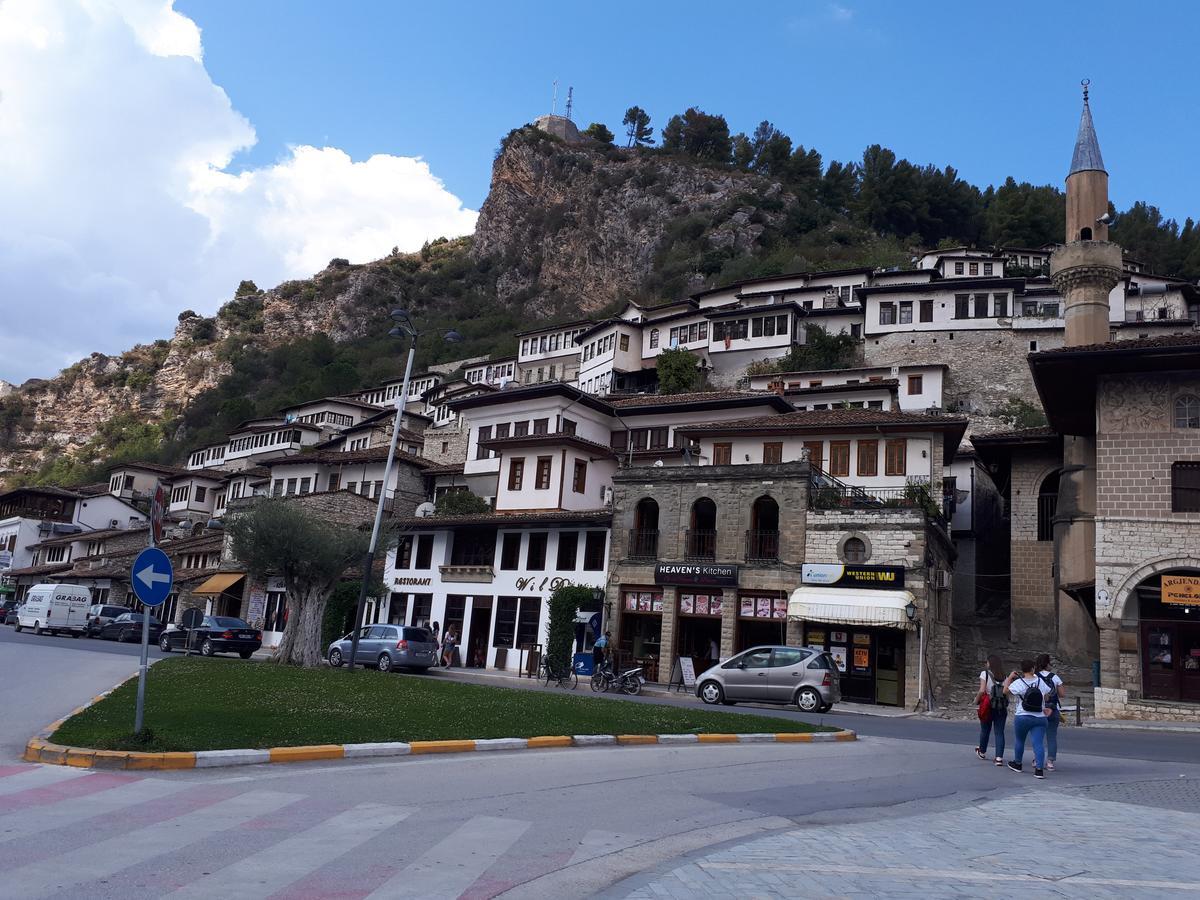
top-left (472, 127), bottom-right (808, 314)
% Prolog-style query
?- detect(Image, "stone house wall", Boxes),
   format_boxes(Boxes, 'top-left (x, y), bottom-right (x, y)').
top-left (1008, 450), bottom-right (1061, 647)
top-left (422, 422), bottom-right (470, 466)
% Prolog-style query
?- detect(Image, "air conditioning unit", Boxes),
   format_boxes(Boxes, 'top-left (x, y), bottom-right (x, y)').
top-left (108, 519), bottom-right (120, 528)
top-left (937, 570), bottom-right (952, 589)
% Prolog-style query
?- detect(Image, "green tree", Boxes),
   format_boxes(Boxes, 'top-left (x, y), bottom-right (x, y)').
top-left (546, 584), bottom-right (593, 675)
top-left (227, 499), bottom-right (369, 667)
top-left (747, 325), bottom-right (860, 375)
top-left (993, 398), bottom-right (1048, 430)
top-left (583, 122), bottom-right (614, 144)
top-left (656, 347), bottom-right (700, 394)
top-left (660, 107), bottom-right (732, 162)
top-left (235, 280), bottom-right (260, 296)
top-left (622, 106), bottom-right (654, 147)
top-left (434, 491), bottom-right (490, 516)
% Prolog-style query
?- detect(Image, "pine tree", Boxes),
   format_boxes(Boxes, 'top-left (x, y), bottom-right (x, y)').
top-left (622, 107), bottom-right (654, 147)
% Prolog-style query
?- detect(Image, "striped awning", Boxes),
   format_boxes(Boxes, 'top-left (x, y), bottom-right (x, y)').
top-left (788, 586), bottom-right (916, 630)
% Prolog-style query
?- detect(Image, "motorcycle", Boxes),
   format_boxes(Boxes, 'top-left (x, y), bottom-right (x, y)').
top-left (617, 666), bottom-right (644, 696)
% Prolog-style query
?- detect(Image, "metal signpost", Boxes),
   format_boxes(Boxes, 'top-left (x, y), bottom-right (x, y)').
top-left (132, 484), bottom-right (173, 734)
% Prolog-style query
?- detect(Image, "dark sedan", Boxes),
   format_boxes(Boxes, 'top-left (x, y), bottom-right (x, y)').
top-left (1, 598), bottom-right (19, 626)
top-left (159, 615), bottom-right (262, 659)
top-left (98, 612), bottom-right (164, 643)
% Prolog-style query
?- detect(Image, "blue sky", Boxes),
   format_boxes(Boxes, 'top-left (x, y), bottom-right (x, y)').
top-left (180, 0), bottom-right (1198, 222)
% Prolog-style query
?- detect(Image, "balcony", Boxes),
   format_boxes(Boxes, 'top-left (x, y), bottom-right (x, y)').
top-left (685, 529), bottom-right (716, 561)
top-left (810, 483), bottom-right (944, 522)
top-left (627, 529), bottom-right (659, 560)
top-left (745, 530), bottom-right (780, 562)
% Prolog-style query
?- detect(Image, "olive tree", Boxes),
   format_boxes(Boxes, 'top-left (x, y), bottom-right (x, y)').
top-left (227, 499), bottom-right (368, 667)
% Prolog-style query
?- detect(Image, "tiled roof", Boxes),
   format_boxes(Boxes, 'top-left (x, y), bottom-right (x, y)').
top-left (392, 509), bottom-right (612, 528)
top-left (676, 408), bottom-right (969, 433)
top-left (1033, 332), bottom-right (1200, 356)
top-left (30, 526), bottom-right (141, 549)
top-left (424, 463), bottom-right (466, 476)
top-left (230, 466), bottom-right (272, 479)
top-left (970, 426), bottom-right (1058, 442)
top-left (6, 562), bottom-right (73, 577)
top-left (107, 461), bottom-right (192, 477)
top-left (480, 433), bottom-right (617, 458)
top-left (607, 390), bottom-right (775, 408)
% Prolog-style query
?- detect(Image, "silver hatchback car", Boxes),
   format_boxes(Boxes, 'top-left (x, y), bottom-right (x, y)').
top-left (327, 625), bottom-right (439, 673)
top-left (696, 645), bottom-right (840, 712)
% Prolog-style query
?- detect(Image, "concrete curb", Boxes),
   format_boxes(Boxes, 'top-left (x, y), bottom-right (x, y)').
top-left (26, 728), bottom-right (857, 771)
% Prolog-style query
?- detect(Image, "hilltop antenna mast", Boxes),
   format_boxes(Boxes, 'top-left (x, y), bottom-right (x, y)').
top-left (565, 86), bottom-right (574, 121)
top-left (551, 79), bottom-right (557, 116)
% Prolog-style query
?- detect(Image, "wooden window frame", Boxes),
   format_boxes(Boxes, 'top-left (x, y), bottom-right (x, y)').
top-left (803, 441), bottom-right (823, 471)
top-left (712, 443), bottom-right (733, 466)
top-left (856, 440), bottom-right (878, 477)
top-left (535, 456), bottom-right (553, 490)
top-left (508, 458), bottom-right (524, 491)
top-left (572, 459), bottom-right (587, 494)
top-left (907, 374), bottom-right (923, 395)
top-left (885, 439), bottom-right (907, 476)
top-left (829, 441), bottom-right (851, 478)
top-left (763, 442), bottom-right (783, 465)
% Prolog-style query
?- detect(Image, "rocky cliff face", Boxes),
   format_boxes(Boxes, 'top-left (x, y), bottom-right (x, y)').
top-left (472, 127), bottom-right (798, 314)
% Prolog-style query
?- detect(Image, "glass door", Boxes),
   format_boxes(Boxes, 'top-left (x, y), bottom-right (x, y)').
top-left (1180, 626), bottom-right (1200, 703)
top-left (1142, 624), bottom-right (1178, 701)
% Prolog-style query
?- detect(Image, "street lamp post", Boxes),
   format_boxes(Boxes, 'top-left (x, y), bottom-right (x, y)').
top-left (347, 308), bottom-right (460, 671)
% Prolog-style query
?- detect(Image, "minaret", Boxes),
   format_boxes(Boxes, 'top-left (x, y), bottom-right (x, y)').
top-left (1047, 81), bottom-right (1121, 658)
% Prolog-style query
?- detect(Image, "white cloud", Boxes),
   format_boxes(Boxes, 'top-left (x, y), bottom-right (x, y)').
top-left (0, 0), bottom-right (477, 383)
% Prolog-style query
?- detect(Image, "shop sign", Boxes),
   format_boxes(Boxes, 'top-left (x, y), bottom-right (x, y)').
top-left (246, 585), bottom-right (267, 626)
top-left (1162, 574), bottom-right (1200, 606)
top-left (514, 575), bottom-right (575, 592)
top-left (654, 563), bottom-right (738, 587)
top-left (393, 576), bottom-right (433, 587)
top-left (801, 563), bottom-right (905, 590)
top-left (266, 576), bottom-right (286, 593)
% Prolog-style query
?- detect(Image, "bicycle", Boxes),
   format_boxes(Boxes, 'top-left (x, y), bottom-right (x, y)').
top-left (538, 655), bottom-right (578, 689)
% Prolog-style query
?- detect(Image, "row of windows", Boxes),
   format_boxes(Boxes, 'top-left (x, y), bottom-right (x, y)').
top-left (229, 429), bottom-right (303, 454)
top-left (507, 457), bottom-right (589, 495)
top-left (583, 332), bottom-right (630, 362)
top-left (188, 445), bottom-right (226, 466)
top-left (521, 364), bottom-right (560, 384)
top-left (109, 473), bottom-right (136, 493)
top-left (711, 438), bottom-right (908, 476)
top-left (465, 362), bottom-right (515, 383)
top-left (712, 314), bottom-right (790, 343)
top-left (666, 322), bottom-right (709, 347)
top-left (611, 427), bottom-right (673, 452)
top-left (170, 484), bottom-right (209, 505)
top-left (293, 411), bottom-right (354, 427)
top-left (952, 261), bottom-right (995, 276)
top-left (954, 293), bottom-right (1010, 319)
top-left (520, 329), bottom-right (586, 357)
top-left (474, 419), bottom-right (564, 459)
top-left (395, 531), bottom-right (607, 572)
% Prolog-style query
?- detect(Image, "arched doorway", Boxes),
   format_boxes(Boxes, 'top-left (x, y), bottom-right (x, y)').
top-left (687, 498), bottom-right (717, 560)
top-left (1136, 569), bottom-right (1200, 702)
top-left (748, 496), bottom-right (780, 560)
top-left (631, 498), bottom-right (659, 559)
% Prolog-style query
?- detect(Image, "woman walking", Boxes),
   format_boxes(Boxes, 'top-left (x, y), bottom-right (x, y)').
top-left (1035, 653), bottom-right (1066, 770)
top-left (1005, 658), bottom-right (1054, 779)
top-left (975, 654), bottom-right (1008, 766)
top-left (441, 626), bottom-right (457, 669)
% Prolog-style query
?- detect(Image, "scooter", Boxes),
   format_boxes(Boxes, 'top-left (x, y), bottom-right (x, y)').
top-left (617, 667), bottom-right (644, 696)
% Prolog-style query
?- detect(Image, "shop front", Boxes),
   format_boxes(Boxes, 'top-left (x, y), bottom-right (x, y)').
top-left (1137, 571), bottom-right (1200, 704)
top-left (736, 593), bottom-right (788, 652)
top-left (676, 590), bottom-right (723, 676)
top-left (788, 564), bottom-right (914, 707)
top-left (619, 587), bottom-right (664, 682)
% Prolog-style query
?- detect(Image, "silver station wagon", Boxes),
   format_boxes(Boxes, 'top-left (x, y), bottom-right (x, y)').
top-left (695, 645), bottom-right (841, 712)
top-left (327, 625), bottom-right (440, 673)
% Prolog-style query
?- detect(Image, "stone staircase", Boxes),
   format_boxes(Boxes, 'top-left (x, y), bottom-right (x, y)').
top-left (932, 622), bottom-right (1096, 720)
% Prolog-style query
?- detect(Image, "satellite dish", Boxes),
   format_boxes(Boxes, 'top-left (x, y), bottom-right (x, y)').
top-left (415, 501), bottom-right (436, 518)
top-left (653, 459), bottom-right (664, 468)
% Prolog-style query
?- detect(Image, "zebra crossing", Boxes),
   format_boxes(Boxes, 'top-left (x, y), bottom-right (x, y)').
top-left (0, 763), bottom-right (631, 899)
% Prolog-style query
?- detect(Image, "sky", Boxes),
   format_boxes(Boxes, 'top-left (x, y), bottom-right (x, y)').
top-left (0, 1), bottom-right (1196, 384)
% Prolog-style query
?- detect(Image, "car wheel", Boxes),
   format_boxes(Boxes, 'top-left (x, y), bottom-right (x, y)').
top-left (159, 634), bottom-right (172, 652)
top-left (200, 639), bottom-right (215, 657)
top-left (795, 687), bottom-right (822, 712)
top-left (239, 650), bottom-right (253, 659)
top-left (33, 621), bottom-right (42, 636)
top-left (377, 653), bottom-right (393, 673)
top-left (13, 623), bottom-right (21, 632)
top-left (698, 681), bottom-right (725, 705)
top-left (71, 630), bottom-right (80, 638)
top-left (328, 648), bottom-right (344, 668)
top-left (819, 703), bottom-right (833, 713)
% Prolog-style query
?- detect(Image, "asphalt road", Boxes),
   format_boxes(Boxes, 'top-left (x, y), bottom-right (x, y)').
top-left (2, 626), bottom-right (1199, 897)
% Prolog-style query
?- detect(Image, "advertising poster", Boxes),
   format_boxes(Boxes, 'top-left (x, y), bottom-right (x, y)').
top-left (695, 595), bottom-right (709, 615)
top-left (853, 633), bottom-right (871, 646)
top-left (680, 594), bottom-right (694, 614)
top-left (829, 646), bottom-right (848, 673)
top-left (756, 597), bottom-right (772, 618)
top-left (853, 647), bottom-right (871, 672)
top-left (246, 586), bottom-right (267, 627)
top-left (638, 596), bottom-right (650, 611)
top-left (830, 630), bottom-right (848, 644)
top-left (709, 596), bottom-right (723, 617)
top-left (740, 597), bottom-right (755, 617)
top-left (626, 595), bottom-right (637, 611)
top-left (772, 598), bottom-right (787, 619)
top-left (807, 630), bottom-right (826, 645)
top-left (652, 595), bottom-right (664, 612)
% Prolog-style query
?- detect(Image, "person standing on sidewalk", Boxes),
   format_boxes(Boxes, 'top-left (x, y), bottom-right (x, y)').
top-left (1005, 658), bottom-right (1053, 779)
top-left (1035, 652), bottom-right (1066, 771)
top-left (441, 626), bottom-right (457, 669)
top-left (975, 654), bottom-right (1008, 766)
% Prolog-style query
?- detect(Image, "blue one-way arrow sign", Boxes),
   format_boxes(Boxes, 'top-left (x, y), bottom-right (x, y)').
top-left (131, 547), bottom-right (173, 607)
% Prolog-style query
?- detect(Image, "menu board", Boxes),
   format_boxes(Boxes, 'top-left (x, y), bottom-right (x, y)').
top-left (709, 596), bottom-right (723, 617)
top-left (829, 646), bottom-right (848, 673)
top-left (624, 591), bottom-right (663, 612)
top-left (853, 647), bottom-right (871, 672)
top-left (772, 598), bottom-right (787, 619)
top-left (679, 592), bottom-right (722, 616)
top-left (680, 595), bottom-right (694, 614)
top-left (740, 597), bottom-right (755, 617)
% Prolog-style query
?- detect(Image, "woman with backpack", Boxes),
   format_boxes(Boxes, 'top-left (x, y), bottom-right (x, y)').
top-left (1035, 653), bottom-right (1066, 771)
top-left (974, 654), bottom-right (1008, 765)
top-left (1004, 658), bottom-right (1055, 779)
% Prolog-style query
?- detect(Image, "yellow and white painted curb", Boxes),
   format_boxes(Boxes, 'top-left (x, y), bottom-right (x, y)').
top-left (24, 673), bottom-right (856, 770)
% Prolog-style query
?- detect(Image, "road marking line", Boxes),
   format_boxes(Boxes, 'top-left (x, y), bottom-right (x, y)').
top-left (366, 815), bottom-right (530, 899)
top-left (0, 789), bottom-right (300, 897)
top-left (701, 861), bottom-right (1200, 891)
top-left (0, 771), bottom-right (139, 814)
top-left (0, 777), bottom-right (186, 845)
top-left (167, 803), bottom-right (412, 899)
top-left (0, 766), bottom-right (88, 797)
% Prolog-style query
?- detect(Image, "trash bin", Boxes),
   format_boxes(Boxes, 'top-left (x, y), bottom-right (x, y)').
top-left (1092, 659), bottom-right (1101, 687)
top-left (573, 652), bottom-right (594, 676)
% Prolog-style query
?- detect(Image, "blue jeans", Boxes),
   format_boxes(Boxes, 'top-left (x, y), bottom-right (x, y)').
top-left (1045, 708), bottom-right (1059, 761)
top-left (1013, 715), bottom-right (1047, 768)
top-left (977, 710), bottom-right (1006, 759)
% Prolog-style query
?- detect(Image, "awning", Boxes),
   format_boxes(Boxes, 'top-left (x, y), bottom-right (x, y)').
top-left (192, 572), bottom-right (245, 596)
top-left (788, 586), bottom-right (916, 630)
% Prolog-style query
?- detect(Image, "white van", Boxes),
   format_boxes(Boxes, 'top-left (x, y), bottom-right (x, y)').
top-left (15, 584), bottom-right (92, 637)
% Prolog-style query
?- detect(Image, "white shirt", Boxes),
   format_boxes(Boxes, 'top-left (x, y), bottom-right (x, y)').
top-left (1009, 675), bottom-right (1053, 717)
top-left (1038, 670), bottom-right (1064, 694)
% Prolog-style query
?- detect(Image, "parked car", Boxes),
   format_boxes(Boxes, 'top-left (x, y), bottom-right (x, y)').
top-left (695, 645), bottom-right (840, 712)
top-left (159, 615), bottom-right (262, 659)
top-left (97, 612), bottom-right (164, 643)
top-left (86, 603), bottom-right (134, 637)
top-left (14, 583), bottom-right (91, 636)
top-left (327, 625), bottom-right (439, 672)
top-left (1, 598), bottom-right (19, 625)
